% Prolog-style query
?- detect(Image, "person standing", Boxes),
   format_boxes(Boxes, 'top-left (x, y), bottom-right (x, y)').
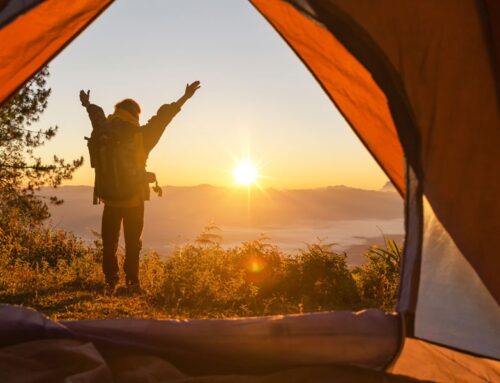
top-left (80, 81), bottom-right (200, 290)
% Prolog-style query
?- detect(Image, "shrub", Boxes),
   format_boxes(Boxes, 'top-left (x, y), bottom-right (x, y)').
top-left (0, 207), bottom-right (92, 266)
top-left (0, 219), bottom-right (402, 319)
top-left (353, 238), bottom-right (402, 310)
top-left (158, 240), bottom-right (261, 317)
top-left (282, 241), bottom-right (360, 311)
top-left (154, 230), bottom-right (360, 317)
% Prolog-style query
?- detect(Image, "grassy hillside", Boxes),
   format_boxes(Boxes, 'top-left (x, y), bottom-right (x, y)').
top-left (0, 216), bottom-right (401, 320)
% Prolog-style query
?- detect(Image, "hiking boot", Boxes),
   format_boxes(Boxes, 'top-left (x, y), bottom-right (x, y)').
top-left (104, 284), bottom-right (116, 295)
top-left (128, 284), bottom-right (143, 294)
top-left (126, 279), bottom-right (142, 294)
top-left (126, 276), bottom-right (139, 286)
top-left (105, 276), bottom-right (119, 291)
top-left (114, 285), bottom-right (129, 296)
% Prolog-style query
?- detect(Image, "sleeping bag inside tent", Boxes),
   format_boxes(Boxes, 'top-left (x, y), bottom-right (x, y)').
top-left (0, 0), bottom-right (499, 382)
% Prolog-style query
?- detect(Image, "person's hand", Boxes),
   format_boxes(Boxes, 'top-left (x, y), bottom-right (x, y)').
top-left (184, 81), bottom-right (201, 99)
top-left (79, 89), bottom-right (90, 107)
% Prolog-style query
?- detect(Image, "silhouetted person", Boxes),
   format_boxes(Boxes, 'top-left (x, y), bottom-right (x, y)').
top-left (80, 81), bottom-right (201, 289)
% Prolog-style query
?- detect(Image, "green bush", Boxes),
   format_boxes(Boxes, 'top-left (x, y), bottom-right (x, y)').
top-left (0, 207), bottom-right (94, 266)
top-left (353, 238), bottom-right (402, 310)
top-left (157, 231), bottom-right (279, 317)
top-left (287, 241), bottom-right (360, 310)
top-left (0, 219), bottom-right (402, 319)
top-left (154, 229), bottom-right (360, 317)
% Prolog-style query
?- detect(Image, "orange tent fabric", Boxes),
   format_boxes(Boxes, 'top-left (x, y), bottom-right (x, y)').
top-left (0, 0), bottom-right (113, 106)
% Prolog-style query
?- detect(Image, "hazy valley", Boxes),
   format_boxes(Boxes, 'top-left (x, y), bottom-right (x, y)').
top-left (39, 183), bottom-right (403, 265)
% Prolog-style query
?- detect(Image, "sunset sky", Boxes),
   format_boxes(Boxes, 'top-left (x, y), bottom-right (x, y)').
top-left (33, 0), bottom-right (389, 190)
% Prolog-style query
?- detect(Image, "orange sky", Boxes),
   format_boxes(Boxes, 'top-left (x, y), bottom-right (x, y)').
top-left (33, 0), bottom-right (389, 190)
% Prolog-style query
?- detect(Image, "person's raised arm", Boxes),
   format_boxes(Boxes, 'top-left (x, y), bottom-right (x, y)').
top-left (174, 81), bottom-right (201, 108)
top-left (79, 89), bottom-right (106, 130)
top-left (142, 81), bottom-right (201, 152)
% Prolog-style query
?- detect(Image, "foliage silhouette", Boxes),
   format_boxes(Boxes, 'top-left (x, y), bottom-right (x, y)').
top-left (353, 238), bottom-right (402, 310)
top-left (0, 222), bottom-right (402, 319)
top-left (0, 67), bottom-right (83, 225)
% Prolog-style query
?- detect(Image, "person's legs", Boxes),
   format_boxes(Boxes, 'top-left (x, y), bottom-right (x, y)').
top-left (122, 202), bottom-right (144, 286)
top-left (101, 204), bottom-right (122, 286)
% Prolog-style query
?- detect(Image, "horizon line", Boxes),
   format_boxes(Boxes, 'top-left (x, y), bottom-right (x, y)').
top-left (43, 182), bottom-right (395, 192)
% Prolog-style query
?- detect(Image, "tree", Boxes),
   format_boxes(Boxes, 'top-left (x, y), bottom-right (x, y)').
top-left (0, 67), bottom-right (83, 225)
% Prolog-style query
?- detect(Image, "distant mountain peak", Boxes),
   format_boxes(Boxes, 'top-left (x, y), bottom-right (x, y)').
top-left (327, 185), bottom-right (351, 190)
top-left (380, 181), bottom-right (396, 192)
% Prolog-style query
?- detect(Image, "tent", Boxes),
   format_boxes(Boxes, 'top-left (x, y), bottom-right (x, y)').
top-left (0, 0), bottom-right (499, 381)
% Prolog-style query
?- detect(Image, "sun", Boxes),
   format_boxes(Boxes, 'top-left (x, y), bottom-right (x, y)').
top-left (233, 160), bottom-right (258, 186)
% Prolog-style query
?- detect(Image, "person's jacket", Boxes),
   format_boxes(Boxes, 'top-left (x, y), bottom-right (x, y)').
top-left (85, 102), bottom-right (181, 207)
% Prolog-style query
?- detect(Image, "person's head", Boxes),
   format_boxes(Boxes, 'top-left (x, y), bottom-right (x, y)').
top-left (114, 98), bottom-right (141, 119)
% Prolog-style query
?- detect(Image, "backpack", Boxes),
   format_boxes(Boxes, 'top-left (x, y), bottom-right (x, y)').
top-left (85, 119), bottom-right (159, 204)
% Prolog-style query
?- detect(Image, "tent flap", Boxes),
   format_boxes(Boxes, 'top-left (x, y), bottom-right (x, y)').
top-left (0, 0), bottom-right (113, 106)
